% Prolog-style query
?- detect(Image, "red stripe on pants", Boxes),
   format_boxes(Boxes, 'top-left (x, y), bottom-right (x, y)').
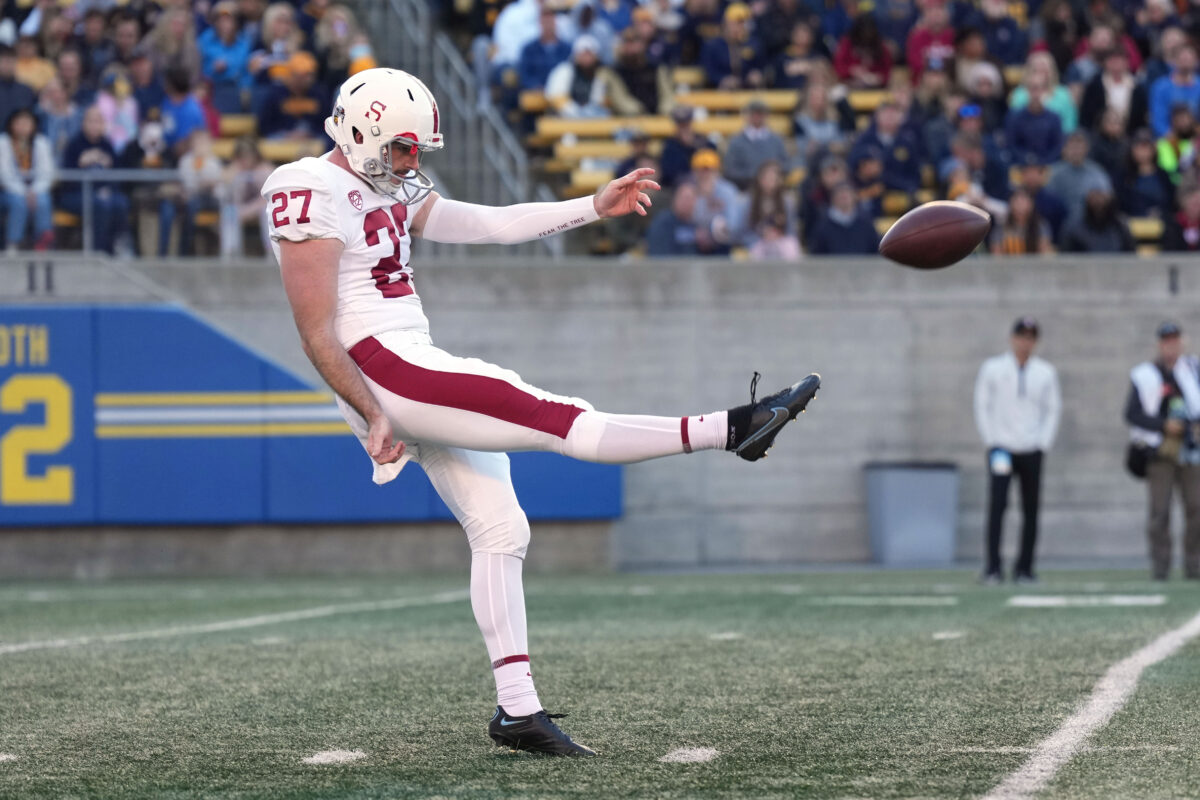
top-left (348, 336), bottom-right (586, 439)
top-left (492, 654), bottom-right (530, 669)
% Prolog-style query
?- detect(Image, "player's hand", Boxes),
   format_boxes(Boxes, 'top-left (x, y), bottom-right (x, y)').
top-left (1165, 418), bottom-right (1186, 436)
top-left (366, 415), bottom-right (406, 464)
top-left (594, 167), bottom-right (659, 219)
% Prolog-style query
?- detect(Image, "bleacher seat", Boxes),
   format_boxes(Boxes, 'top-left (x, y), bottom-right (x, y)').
top-left (218, 114), bottom-right (256, 138)
top-left (566, 169), bottom-right (613, 197)
top-left (533, 114), bottom-right (791, 143)
top-left (671, 66), bottom-right (705, 89)
top-left (1129, 217), bottom-right (1164, 241)
top-left (675, 90), bottom-right (799, 113)
top-left (847, 90), bottom-right (889, 114)
top-left (553, 139), bottom-right (663, 163)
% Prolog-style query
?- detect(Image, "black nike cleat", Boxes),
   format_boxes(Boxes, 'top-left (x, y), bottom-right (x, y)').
top-left (488, 706), bottom-right (596, 756)
top-left (733, 373), bottom-right (821, 461)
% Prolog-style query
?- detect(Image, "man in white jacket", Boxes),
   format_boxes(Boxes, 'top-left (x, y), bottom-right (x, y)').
top-left (974, 317), bottom-right (1062, 583)
top-left (1123, 322), bottom-right (1200, 580)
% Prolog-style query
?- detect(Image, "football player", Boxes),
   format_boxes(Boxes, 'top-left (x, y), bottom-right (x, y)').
top-left (262, 68), bottom-right (820, 756)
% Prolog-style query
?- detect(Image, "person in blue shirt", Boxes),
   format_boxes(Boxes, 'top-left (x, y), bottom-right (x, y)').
top-left (700, 2), bottom-right (766, 89)
top-left (659, 105), bottom-right (715, 189)
top-left (159, 67), bottom-right (207, 161)
top-left (198, 1), bottom-right (253, 113)
top-left (849, 100), bottom-right (922, 195)
top-left (1005, 89), bottom-right (1064, 165)
top-left (518, 7), bottom-right (572, 91)
top-left (1150, 43), bottom-right (1200, 136)
top-left (129, 49), bottom-right (166, 122)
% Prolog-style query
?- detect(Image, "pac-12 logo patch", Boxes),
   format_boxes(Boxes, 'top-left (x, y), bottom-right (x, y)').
top-left (348, 190), bottom-right (363, 211)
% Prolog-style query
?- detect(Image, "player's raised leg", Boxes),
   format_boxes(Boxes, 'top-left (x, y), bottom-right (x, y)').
top-left (348, 332), bottom-right (820, 465)
top-left (414, 443), bottom-right (596, 756)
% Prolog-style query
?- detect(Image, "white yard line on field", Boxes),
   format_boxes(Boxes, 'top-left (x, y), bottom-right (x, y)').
top-left (660, 747), bottom-right (719, 763)
top-left (302, 750), bottom-right (366, 765)
top-left (810, 596), bottom-right (959, 607)
top-left (932, 631), bottom-right (966, 640)
top-left (0, 590), bottom-right (468, 656)
top-left (0, 754), bottom-right (17, 763)
top-left (981, 606), bottom-right (1200, 800)
top-left (1008, 595), bottom-right (1166, 608)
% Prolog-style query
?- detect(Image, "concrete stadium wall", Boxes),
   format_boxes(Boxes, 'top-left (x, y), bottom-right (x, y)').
top-left (119, 254), bottom-right (1195, 572)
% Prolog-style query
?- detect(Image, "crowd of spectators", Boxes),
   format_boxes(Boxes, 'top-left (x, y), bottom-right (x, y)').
top-left (461, 0), bottom-right (1200, 258)
top-left (0, 0), bottom-right (374, 256)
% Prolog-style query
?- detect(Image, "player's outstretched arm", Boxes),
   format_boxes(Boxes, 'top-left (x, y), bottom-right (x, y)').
top-left (411, 169), bottom-right (660, 245)
top-left (278, 238), bottom-right (404, 466)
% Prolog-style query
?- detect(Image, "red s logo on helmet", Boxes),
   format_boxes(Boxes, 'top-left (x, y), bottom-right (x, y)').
top-left (367, 100), bottom-right (387, 121)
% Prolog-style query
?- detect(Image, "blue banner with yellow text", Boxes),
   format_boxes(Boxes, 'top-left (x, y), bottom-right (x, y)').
top-left (0, 306), bottom-right (622, 526)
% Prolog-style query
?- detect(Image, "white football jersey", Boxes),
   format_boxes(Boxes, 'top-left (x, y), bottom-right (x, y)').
top-left (262, 154), bottom-right (433, 349)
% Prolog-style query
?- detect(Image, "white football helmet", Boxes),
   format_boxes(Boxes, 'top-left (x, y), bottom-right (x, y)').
top-left (324, 68), bottom-right (445, 205)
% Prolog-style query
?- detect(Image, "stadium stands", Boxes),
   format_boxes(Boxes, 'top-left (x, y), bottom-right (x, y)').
top-left (456, 0), bottom-right (1200, 257)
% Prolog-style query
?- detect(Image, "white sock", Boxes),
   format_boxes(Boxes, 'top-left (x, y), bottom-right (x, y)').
top-left (563, 410), bottom-right (728, 463)
top-left (470, 551), bottom-right (542, 716)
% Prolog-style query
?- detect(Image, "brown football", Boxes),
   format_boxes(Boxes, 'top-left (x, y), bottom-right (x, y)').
top-left (879, 201), bottom-right (992, 270)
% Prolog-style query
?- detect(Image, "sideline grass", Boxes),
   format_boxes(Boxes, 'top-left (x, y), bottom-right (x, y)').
top-left (0, 570), bottom-right (1197, 799)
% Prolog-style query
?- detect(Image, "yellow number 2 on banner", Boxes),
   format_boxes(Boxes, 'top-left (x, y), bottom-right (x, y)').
top-left (1, 374), bottom-right (73, 505)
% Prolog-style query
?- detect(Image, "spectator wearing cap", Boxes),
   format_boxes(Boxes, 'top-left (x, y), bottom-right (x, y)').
top-left (1047, 131), bottom-right (1114, 220)
top-left (160, 67), bottom-right (208, 160)
top-left (199, 1), bottom-right (253, 113)
top-left (614, 27), bottom-right (671, 115)
top-left (689, 148), bottom-right (746, 252)
top-left (700, 2), bottom-right (766, 90)
top-left (1164, 183), bottom-right (1200, 251)
top-left (1119, 128), bottom-right (1176, 217)
top-left (723, 99), bottom-right (788, 190)
top-left (1009, 51), bottom-right (1078, 134)
top-left (1004, 83), bottom-right (1064, 165)
top-left (807, 181), bottom-right (881, 255)
top-left (974, 317), bottom-right (1060, 584)
top-left (833, 15), bottom-right (892, 89)
top-left (0, 46), bottom-right (36, 130)
top-left (545, 35), bottom-right (641, 118)
top-left (566, 0), bottom-right (618, 66)
top-left (772, 20), bottom-right (823, 90)
top-left (1059, 187), bottom-right (1135, 252)
top-left (129, 48), bottom-right (165, 124)
top-left (849, 100), bottom-right (922, 196)
top-left (646, 181), bottom-right (701, 257)
top-left (630, 6), bottom-right (671, 67)
top-left (614, 130), bottom-right (654, 178)
top-left (659, 105), bottom-right (715, 189)
top-left (980, 0), bottom-right (1027, 66)
top-left (1125, 322), bottom-right (1200, 580)
top-left (1157, 104), bottom-right (1197, 185)
top-left (905, 1), bottom-right (954, 84)
top-left (257, 51), bottom-right (327, 139)
top-left (517, 6), bottom-right (571, 92)
top-left (941, 119), bottom-right (1008, 200)
top-left (792, 79), bottom-right (852, 170)
top-left (965, 60), bottom-right (1007, 132)
top-left (1015, 154), bottom-right (1069, 238)
top-left (1150, 44), bottom-right (1200, 137)
top-left (1079, 48), bottom-right (1147, 135)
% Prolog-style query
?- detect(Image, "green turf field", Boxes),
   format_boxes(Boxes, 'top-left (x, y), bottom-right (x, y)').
top-left (1, 569), bottom-right (1198, 799)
